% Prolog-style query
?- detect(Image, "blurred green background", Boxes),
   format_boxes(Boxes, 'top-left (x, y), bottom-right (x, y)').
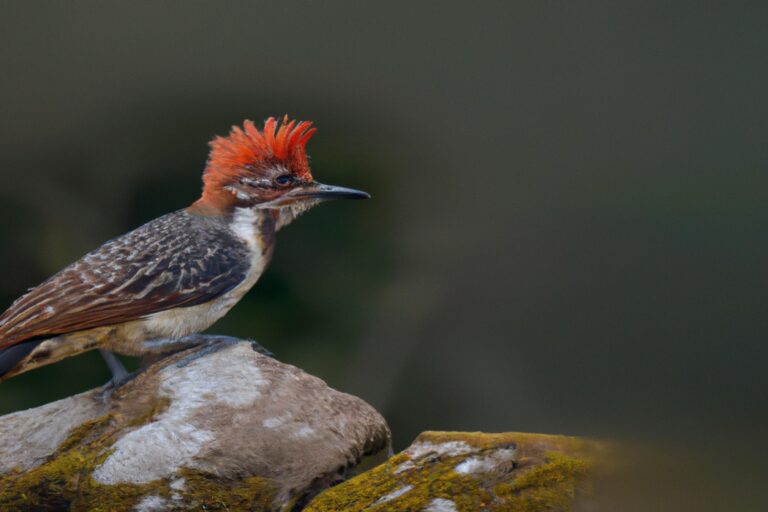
top-left (0, 3), bottom-right (766, 509)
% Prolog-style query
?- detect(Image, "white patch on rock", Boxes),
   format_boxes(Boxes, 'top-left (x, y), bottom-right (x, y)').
top-left (423, 498), bottom-right (458, 512)
top-left (406, 440), bottom-right (473, 459)
top-left (262, 416), bottom-right (285, 428)
top-left (373, 485), bottom-right (413, 505)
top-left (393, 460), bottom-right (415, 474)
top-left (93, 345), bottom-right (267, 484)
top-left (133, 495), bottom-right (168, 512)
top-left (169, 476), bottom-right (186, 502)
top-left (169, 477), bottom-right (186, 491)
top-left (170, 476), bottom-right (187, 502)
top-left (454, 447), bottom-right (517, 475)
top-left (291, 423), bottom-right (317, 440)
top-left (262, 415), bottom-right (317, 440)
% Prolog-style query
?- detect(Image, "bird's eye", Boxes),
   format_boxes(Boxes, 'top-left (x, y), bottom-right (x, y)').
top-left (274, 174), bottom-right (294, 186)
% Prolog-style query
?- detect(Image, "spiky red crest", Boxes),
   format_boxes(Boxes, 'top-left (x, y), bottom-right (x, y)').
top-left (198, 116), bottom-right (316, 210)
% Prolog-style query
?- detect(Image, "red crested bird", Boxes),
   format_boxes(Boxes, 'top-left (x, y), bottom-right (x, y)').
top-left (0, 117), bottom-right (369, 383)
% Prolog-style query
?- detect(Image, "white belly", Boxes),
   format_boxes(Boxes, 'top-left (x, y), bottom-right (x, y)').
top-left (141, 293), bottom-right (243, 339)
top-left (9, 208), bottom-right (275, 375)
top-left (133, 207), bottom-right (273, 345)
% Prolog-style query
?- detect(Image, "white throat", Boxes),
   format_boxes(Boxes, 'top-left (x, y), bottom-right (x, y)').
top-left (231, 207), bottom-right (263, 251)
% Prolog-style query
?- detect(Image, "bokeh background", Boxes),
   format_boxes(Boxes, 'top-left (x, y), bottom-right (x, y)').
top-left (0, 3), bottom-right (766, 509)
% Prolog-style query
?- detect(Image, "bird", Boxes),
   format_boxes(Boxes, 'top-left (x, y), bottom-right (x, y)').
top-left (0, 116), bottom-right (369, 383)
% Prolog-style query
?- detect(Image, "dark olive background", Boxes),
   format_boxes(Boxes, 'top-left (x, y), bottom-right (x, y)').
top-left (0, 3), bottom-right (766, 509)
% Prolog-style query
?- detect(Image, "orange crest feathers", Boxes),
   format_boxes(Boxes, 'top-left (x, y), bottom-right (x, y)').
top-left (205, 116), bottom-right (316, 184)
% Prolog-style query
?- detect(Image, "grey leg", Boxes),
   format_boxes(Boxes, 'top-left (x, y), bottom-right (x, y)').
top-left (99, 349), bottom-right (132, 387)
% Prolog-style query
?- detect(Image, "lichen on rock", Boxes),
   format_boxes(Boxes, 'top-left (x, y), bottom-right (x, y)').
top-left (0, 339), bottom-right (600, 511)
top-left (305, 431), bottom-right (600, 512)
top-left (0, 339), bottom-right (391, 511)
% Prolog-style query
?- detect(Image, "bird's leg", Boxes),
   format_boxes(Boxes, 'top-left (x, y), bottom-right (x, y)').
top-left (99, 349), bottom-right (133, 388)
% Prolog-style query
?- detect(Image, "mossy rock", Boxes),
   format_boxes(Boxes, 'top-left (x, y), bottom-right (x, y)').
top-left (0, 340), bottom-right (391, 511)
top-left (306, 431), bottom-right (601, 512)
top-left (0, 383), bottom-right (282, 511)
top-left (0, 339), bottom-right (600, 511)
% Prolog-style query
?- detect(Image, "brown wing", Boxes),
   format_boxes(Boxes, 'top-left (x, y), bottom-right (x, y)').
top-left (0, 210), bottom-right (251, 348)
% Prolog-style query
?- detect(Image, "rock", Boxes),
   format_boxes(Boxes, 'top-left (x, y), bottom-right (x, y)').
top-left (305, 431), bottom-right (601, 512)
top-left (0, 338), bottom-right (603, 511)
top-left (0, 339), bottom-right (391, 511)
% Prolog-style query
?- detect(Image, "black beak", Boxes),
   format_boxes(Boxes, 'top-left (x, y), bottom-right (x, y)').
top-left (295, 182), bottom-right (371, 201)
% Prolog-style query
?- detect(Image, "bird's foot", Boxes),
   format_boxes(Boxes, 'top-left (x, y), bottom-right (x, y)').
top-left (199, 335), bottom-right (274, 358)
top-left (165, 334), bottom-right (274, 368)
top-left (98, 349), bottom-right (140, 396)
top-left (245, 338), bottom-right (274, 358)
top-left (103, 369), bottom-right (138, 390)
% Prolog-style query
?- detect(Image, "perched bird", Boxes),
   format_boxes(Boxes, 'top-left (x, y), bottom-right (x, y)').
top-left (0, 116), bottom-right (369, 382)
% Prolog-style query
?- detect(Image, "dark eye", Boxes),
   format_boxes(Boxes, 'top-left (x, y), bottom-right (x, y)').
top-left (274, 174), bottom-right (294, 186)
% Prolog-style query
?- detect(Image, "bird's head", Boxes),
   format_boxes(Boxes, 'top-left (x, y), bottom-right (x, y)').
top-left (192, 116), bottom-right (369, 219)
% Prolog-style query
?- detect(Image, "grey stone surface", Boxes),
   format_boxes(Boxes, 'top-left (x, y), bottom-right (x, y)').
top-left (0, 339), bottom-right (391, 510)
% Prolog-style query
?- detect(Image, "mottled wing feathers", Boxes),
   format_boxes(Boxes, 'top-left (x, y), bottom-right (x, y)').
top-left (0, 211), bottom-right (250, 349)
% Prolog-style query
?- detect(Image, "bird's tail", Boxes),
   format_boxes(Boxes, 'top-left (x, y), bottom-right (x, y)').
top-left (0, 339), bottom-right (43, 380)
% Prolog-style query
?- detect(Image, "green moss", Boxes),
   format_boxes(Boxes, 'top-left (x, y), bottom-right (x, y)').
top-left (124, 396), bottom-right (171, 428)
top-left (419, 431), bottom-right (590, 454)
top-left (172, 469), bottom-right (276, 511)
top-left (0, 412), bottom-right (161, 511)
top-left (2, 418), bottom-right (597, 512)
top-left (305, 435), bottom-right (494, 511)
top-left (494, 452), bottom-right (593, 511)
top-left (53, 414), bottom-right (115, 454)
top-left (0, 406), bottom-right (279, 511)
top-left (306, 431), bottom-right (598, 512)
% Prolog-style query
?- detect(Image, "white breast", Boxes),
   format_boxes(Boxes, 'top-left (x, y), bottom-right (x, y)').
top-left (142, 207), bottom-right (272, 340)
